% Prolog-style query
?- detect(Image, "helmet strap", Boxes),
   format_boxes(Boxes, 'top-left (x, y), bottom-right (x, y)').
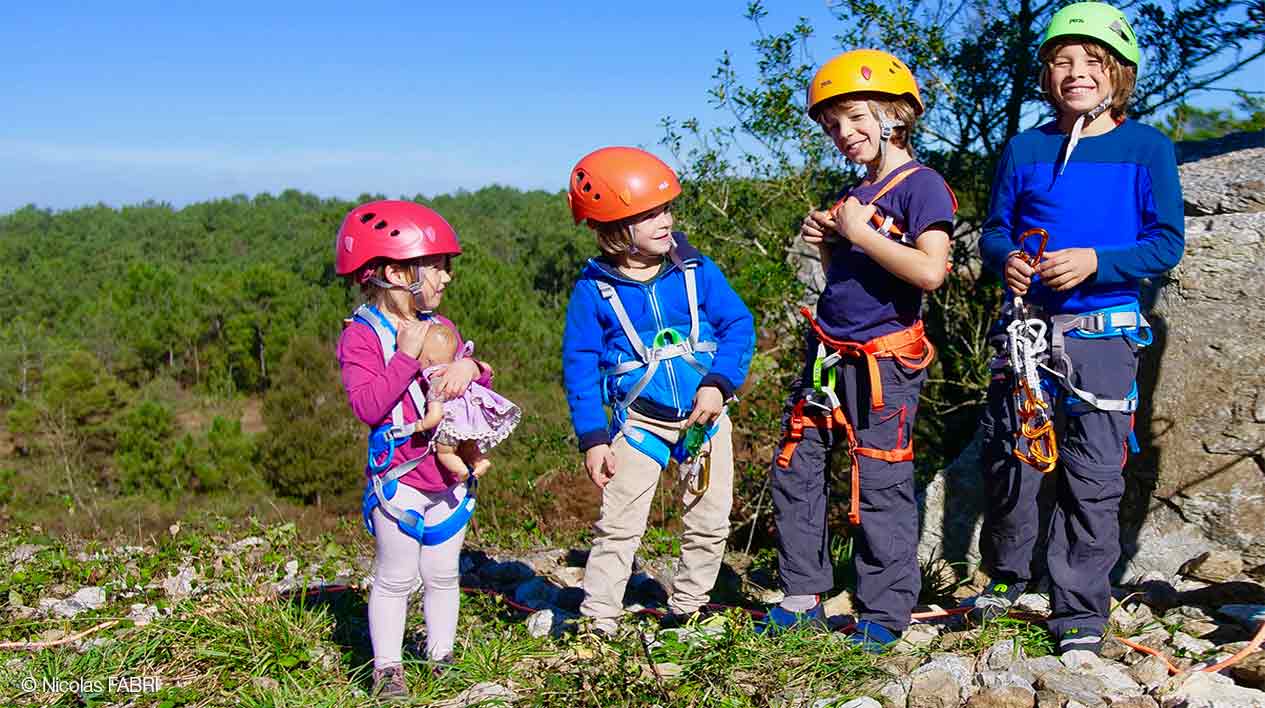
top-left (1058, 93), bottom-right (1113, 176)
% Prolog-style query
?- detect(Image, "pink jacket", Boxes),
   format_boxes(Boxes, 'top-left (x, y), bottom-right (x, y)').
top-left (337, 314), bottom-right (492, 492)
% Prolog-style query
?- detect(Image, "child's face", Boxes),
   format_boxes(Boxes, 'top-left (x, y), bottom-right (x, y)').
top-left (1046, 43), bottom-right (1114, 116)
top-left (819, 99), bottom-right (881, 165)
top-left (627, 203), bottom-right (675, 257)
top-left (413, 255), bottom-right (452, 311)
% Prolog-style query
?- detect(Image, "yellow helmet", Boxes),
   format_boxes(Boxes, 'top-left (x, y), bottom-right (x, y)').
top-left (807, 49), bottom-right (924, 118)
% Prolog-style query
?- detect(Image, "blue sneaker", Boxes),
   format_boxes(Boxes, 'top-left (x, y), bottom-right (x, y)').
top-left (759, 602), bottom-right (828, 634)
top-left (847, 619), bottom-right (899, 654)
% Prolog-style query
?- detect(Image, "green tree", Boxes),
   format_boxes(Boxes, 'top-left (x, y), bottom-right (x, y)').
top-left (259, 335), bottom-right (362, 504)
top-left (1160, 91), bottom-right (1265, 141)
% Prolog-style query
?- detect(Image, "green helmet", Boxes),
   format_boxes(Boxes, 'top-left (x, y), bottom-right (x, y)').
top-left (1040, 2), bottom-right (1140, 68)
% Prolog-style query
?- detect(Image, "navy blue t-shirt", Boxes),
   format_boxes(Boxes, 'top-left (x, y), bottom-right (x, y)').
top-left (816, 162), bottom-right (956, 342)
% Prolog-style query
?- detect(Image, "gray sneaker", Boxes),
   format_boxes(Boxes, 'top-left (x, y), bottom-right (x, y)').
top-left (371, 664), bottom-right (409, 702)
top-left (967, 580), bottom-right (1027, 624)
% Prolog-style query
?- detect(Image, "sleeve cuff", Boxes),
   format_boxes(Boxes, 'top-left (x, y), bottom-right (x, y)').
top-left (577, 429), bottom-right (610, 452)
top-left (700, 374), bottom-right (736, 401)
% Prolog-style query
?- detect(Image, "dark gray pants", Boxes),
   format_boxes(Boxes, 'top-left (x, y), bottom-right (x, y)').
top-left (980, 331), bottom-right (1137, 638)
top-left (770, 332), bottom-right (926, 634)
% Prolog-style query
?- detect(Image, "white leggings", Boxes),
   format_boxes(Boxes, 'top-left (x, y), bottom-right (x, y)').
top-left (369, 480), bottom-right (468, 667)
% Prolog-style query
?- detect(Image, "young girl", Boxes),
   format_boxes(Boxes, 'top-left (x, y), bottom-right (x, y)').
top-left (335, 200), bottom-right (501, 699)
top-left (971, 2), bottom-right (1183, 655)
top-left (767, 49), bottom-right (956, 651)
top-left (415, 322), bottom-right (521, 480)
top-left (562, 146), bottom-right (755, 635)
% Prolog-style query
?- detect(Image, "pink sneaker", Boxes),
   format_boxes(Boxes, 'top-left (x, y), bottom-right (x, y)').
top-left (371, 664), bottom-right (408, 701)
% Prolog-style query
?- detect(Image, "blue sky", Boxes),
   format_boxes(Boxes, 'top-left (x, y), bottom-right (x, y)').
top-left (1, 1), bottom-right (1259, 213)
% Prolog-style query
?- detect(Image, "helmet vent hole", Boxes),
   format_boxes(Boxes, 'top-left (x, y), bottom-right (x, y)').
top-left (359, 212), bottom-right (376, 224)
top-left (389, 229), bottom-right (400, 237)
top-left (576, 171), bottom-right (586, 181)
top-left (593, 193), bottom-right (601, 200)
top-left (582, 182), bottom-right (592, 193)
top-left (374, 220), bottom-right (388, 230)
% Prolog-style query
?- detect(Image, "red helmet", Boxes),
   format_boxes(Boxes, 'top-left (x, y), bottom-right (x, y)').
top-left (334, 200), bottom-right (462, 277)
top-left (567, 147), bottom-right (681, 225)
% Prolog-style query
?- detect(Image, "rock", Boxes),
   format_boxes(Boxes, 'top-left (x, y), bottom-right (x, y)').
top-left (911, 654), bottom-right (976, 705)
top-left (1112, 603), bottom-right (1155, 636)
top-left (1127, 654), bottom-right (1172, 691)
top-left (228, 536), bottom-right (267, 552)
top-left (431, 682), bottom-right (519, 707)
top-left (895, 623), bottom-right (941, 653)
top-left (876, 677), bottom-right (912, 708)
top-left (981, 639), bottom-right (1028, 671)
top-left (941, 629), bottom-right (980, 650)
top-left (1107, 698), bottom-right (1159, 708)
top-left (1015, 593), bottom-right (1052, 615)
top-left (1177, 139), bottom-right (1265, 215)
top-left (917, 433), bottom-right (987, 577)
top-left (252, 676), bottom-right (279, 692)
top-left (9, 544), bottom-right (41, 564)
top-left (46, 587), bottom-right (107, 619)
top-left (548, 566), bottom-right (585, 589)
top-left (838, 699), bottom-right (882, 708)
top-left (1230, 652), bottom-right (1265, 690)
top-left (967, 686), bottom-right (1036, 708)
top-left (823, 590), bottom-right (854, 619)
top-left (1180, 550), bottom-right (1245, 583)
top-left (977, 670), bottom-right (1035, 691)
top-left (1170, 631), bottom-right (1216, 658)
top-left (162, 566), bottom-right (197, 600)
top-left (909, 669), bottom-right (962, 708)
top-left (1126, 208), bottom-right (1265, 572)
top-left (1158, 670), bottom-right (1265, 707)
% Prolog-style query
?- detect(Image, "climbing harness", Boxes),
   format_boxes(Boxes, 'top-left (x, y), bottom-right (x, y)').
top-left (350, 304), bottom-right (475, 546)
top-left (830, 163), bottom-right (959, 247)
top-left (594, 244), bottom-right (727, 492)
top-left (1003, 228), bottom-right (1151, 472)
top-left (776, 306), bottom-right (935, 525)
top-left (596, 246), bottom-right (717, 415)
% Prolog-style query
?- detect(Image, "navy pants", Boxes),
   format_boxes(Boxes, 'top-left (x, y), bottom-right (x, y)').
top-left (980, 330), bottom-right (1137, 638)
top-left (771, 331), bottom-right (925, 634)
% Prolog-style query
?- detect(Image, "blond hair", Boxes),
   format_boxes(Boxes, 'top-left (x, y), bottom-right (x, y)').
top-left (1038, 39), bottom-right (1136, 121)
top-left (814, 93), bottom-right (920, 152)
top-left (590, 219), bottom-right (635, 258)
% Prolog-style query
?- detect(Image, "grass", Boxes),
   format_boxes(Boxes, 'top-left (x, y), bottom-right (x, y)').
top-left (0, 517), bottom-right (1054, 708)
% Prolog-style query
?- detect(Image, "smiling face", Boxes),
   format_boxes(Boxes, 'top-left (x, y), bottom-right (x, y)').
top-left (1045, 42), bottom-right (1115, 116)
top-left (626, 202), bottom-right (675, 257)
top-left (818, 99), bottom-right (883, 165)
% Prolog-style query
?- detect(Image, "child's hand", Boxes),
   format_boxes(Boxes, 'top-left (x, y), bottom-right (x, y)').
top-left (1005, 253), bottom-right (1037, 296)
top-left (585, 444), bottom-right (617, 490)
top-left (1036, 248), bottom-right (1098, 292)
top-left (835, 197), bottom-right (878, 242)
top-left (429, 359), bottom-right (480, 400)
top-left (397, 319), bottom-right (430, 359)
top-left (685, 386), bottom-right (725, 429)
top-left (800, 210), bottom-right (837, 247)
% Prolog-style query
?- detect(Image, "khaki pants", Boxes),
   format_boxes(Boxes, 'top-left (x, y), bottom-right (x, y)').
top-left (581, 410), bottom-right (735, 625)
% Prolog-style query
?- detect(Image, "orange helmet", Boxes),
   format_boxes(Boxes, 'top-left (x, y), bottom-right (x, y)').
top-left (567, 147), bottom-right (682, 225)
top-left (807, 49), bottom-right (924, 118)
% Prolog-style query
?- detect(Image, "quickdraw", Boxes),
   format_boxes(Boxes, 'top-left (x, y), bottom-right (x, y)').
top-left (1008, 228), bottom-right (1059, 474)
top-left (776, 307), bottom-right (934, 525)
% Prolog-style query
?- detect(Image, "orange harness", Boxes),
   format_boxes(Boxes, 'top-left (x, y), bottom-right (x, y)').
top-left (830, 163), bottom-right (959, 247)
top-left (776, 307), bottom-right (936, 525)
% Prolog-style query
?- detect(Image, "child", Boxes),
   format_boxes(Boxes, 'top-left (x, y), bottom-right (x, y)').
top-left (562, 146), bottom-right (755, 635)
top-left (415, 322), bottom-right (521, 481)
top-left (335, 200), bottom-right (501, 699)
top-left (970, 2), bottom-right (1183, 656)
top-left (768, 49), bottom-right (956, 651)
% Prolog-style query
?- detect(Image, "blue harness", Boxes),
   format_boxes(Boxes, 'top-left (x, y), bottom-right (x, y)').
top-left (351, 304), bottom-right (475, 546)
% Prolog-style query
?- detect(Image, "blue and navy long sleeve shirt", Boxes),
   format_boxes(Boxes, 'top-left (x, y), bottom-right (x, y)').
top-left (562, 233), bottom-right (756, 451)
top-left (979, 119), bottom-right (1185, 314)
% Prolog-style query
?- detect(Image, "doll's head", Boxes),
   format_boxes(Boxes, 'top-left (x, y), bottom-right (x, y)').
top-left (419, 322), bottom-right (460, 368)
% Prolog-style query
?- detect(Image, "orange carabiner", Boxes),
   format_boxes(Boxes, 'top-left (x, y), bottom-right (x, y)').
top-left (1017, 227), bottom-right (1050, 266)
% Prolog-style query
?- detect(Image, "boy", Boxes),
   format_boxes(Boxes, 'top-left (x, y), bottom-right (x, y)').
top-left (562, 146), bottom-right (756, 634)
top-left (971, 2), bottom-right (1184, 655)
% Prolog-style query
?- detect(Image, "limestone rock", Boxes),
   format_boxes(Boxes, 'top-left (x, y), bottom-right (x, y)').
top-left (1158, 670), bottom-right (1265, 707)
top-left (909, 669), bottom-right (962, 708)
top-left (1177, 140), bottom-right (1265, 216)
top-left (967, 686), bottom-right (1036, 708)
top-left (1127, 654), bottom-right (1172, 691)
top-left (1179, 550), bottom-right (1245, 584)
top-left (1230, 652), bottom-right (1265, 690)
top-left (431, 682), bottom-right (518, 708)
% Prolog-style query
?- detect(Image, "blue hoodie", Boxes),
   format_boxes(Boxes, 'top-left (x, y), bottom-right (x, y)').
top-left (562, 233), bottom-right (756, 451)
